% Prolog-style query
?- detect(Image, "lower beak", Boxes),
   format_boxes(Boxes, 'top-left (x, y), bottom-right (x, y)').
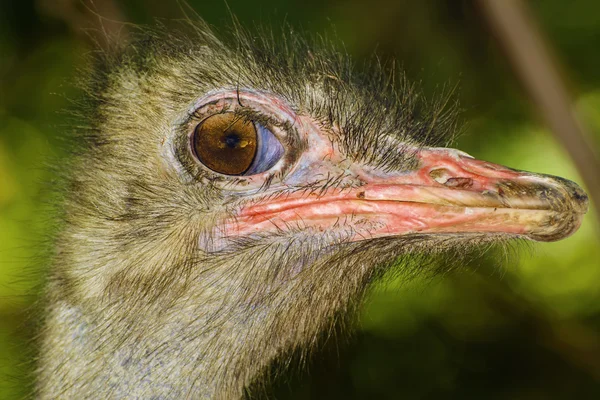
top-left (228, 148), bottom-right (589, 243)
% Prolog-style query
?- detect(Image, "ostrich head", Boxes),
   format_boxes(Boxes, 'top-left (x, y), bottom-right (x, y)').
top-left (38, 21), bottom-right (588, 399)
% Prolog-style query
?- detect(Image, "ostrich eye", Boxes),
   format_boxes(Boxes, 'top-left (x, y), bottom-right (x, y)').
top-left (192, 113), bottom-right (284, 176)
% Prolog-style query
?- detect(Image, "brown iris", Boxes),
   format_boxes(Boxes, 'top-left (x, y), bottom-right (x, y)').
top-left (192, 113), bottom-right (258, 175)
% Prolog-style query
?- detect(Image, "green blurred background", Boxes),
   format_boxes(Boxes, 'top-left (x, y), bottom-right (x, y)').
top-left (1, 0), bottom-right (599, 399)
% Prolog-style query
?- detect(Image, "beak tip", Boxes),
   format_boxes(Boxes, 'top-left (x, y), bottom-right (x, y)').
top-left (528, 176), bottom-right (589, 242)
top-left (565, 180), bottom-right (589, 215)
top-left (555, 176), bottom-right (589, 215)
top-left (528, 211), bottom-right (586, 242)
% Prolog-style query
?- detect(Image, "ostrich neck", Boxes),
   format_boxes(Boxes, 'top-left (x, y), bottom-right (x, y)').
top-left (38, 266), bottom-right (293, 399)
top-left (37, 218), bottom-right (376, 399)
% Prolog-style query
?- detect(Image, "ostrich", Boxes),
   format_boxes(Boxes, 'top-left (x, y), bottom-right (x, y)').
top-left (37, 21), bottom-right (589, 399)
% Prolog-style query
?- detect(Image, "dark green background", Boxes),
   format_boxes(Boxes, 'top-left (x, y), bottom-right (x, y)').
top-left (1, 0), bottom-right (599, 398)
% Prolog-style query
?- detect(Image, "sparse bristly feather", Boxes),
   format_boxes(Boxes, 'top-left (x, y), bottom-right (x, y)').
top-left (36, 18), bottom-right (587, 400)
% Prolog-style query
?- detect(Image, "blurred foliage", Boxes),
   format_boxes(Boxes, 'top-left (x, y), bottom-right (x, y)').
top-left (1, 0), bottom-right (599, 399)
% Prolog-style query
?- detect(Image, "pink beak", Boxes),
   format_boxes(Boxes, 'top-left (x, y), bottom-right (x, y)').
top-left (226, 147), bottom-right (588, 243)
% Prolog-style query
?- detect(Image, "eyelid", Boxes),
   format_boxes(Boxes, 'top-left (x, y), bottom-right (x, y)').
top-left (231, 108), bottom-right (282, 130)
top-left (244, 122), bottom-right (285, 175)
top-left (188, 91), bottom-right (299, 133)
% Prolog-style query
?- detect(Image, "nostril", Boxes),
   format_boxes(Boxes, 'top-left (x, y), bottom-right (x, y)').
top-left (429, 169), bottom-right (473, 189)
top-left (429, 168), bottom-right (452, 184)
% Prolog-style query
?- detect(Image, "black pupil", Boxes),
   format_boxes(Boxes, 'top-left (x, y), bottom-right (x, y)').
top-left (223, 133), bottom-right (241, 148)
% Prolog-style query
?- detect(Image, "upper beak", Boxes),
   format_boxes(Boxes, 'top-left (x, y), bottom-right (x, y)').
top-left (226, 147), bottom-right (589, 244)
